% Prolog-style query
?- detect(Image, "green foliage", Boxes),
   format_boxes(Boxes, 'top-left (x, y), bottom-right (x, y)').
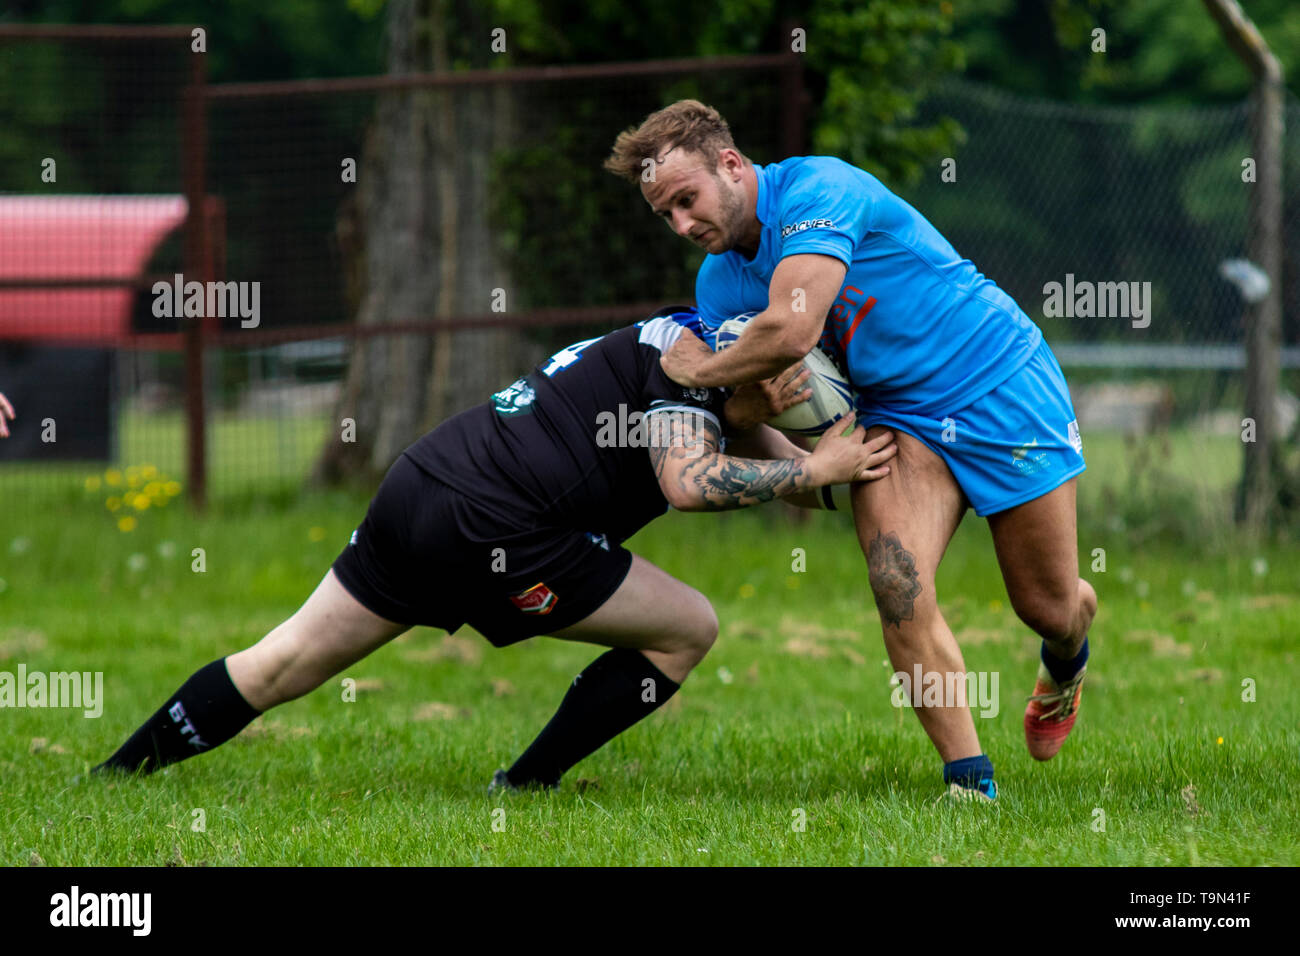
top-left (955, 0), bottom-right (1300, 105)
top-left (809, 0), bottom-right (967, 185)
top-left (478, 0), bottom-right (972, 319)
top-left (12, 0), bottom-right (386, 80)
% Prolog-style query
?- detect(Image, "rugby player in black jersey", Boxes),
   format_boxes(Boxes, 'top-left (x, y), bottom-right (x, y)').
top-left (94, 308), bottom-right (896, 790)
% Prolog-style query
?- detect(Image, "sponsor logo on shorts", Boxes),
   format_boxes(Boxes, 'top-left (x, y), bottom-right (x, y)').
top-left (349, 529), bottom-right (358, 545)
top-left (491, 378), bottom-right (536, 417)
top-left (1011, 437), bottom-right (1051, 476)
top-left (509, 582), bottom-right (557, 615)
top-left (585, 532), bottom-right (610, 551)
top-left (1067, 419), bottom-right (1083, 453)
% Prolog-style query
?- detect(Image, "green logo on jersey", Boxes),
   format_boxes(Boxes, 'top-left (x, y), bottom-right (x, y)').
top-left (492, 378), bottom-right (536, 417)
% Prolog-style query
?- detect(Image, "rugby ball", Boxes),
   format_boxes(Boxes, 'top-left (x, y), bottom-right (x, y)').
top-left (715, 311), bottom-right (854, 438)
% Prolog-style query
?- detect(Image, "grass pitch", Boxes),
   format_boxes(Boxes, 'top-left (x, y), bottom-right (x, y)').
top-left (1, 430), bottom-right (1297, 866)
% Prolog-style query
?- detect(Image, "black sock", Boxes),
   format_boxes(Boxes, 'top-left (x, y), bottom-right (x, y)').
top-left (94, 658), bottom-right (262, 774)
top-left (507, 648), bottom-right (681, 787)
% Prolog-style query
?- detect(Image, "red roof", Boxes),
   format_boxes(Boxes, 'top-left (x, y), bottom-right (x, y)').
top-left (0, 195), bottom-right (187, 343)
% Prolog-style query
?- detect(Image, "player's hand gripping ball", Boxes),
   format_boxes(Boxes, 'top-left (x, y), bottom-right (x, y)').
top-left (714, 312), bottom-right (853, 440)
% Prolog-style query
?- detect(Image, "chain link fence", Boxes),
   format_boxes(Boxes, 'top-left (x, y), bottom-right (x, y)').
top-left (1, 33), bottom-right (1294, 535)
top-left (0, 32), bottom-right (796, 506)
top-left (901, 80), bottom-right (1300, 536)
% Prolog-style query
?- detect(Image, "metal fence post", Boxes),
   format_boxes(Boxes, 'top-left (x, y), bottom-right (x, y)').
top-left (780, 18), bottom-right (807, 159)
top-left (181, 31), bottom-right (209, 511)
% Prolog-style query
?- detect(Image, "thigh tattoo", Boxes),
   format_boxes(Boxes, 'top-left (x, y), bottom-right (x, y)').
top-left (867, 530), bottom-right (922, 627)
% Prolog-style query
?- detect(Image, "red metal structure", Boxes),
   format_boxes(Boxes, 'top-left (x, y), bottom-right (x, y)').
top-left (0, 195), bottom-right (187, 343)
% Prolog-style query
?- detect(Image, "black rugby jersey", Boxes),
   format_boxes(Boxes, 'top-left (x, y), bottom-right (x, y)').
top-left (404, 314), bottom-right (728, 543)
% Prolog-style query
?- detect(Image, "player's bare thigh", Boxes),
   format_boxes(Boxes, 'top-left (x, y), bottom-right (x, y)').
top-left (986, 477), bottom-right (1095, 647)
top-left (548, 553), bottom-right (717, 684)
top-left (850, 426), bottom-right (967, 623)
top-left (227, 568), bottom-right (409, 711)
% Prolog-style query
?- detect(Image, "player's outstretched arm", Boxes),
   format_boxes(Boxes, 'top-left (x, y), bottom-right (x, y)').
top-left (649, 411), bottom-right (893, 512)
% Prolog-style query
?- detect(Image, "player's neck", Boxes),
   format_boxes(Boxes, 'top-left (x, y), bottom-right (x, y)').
top-left (735, 223), bottom-right (761, 260)
top-left (735, 166), bottom-right (762, 259)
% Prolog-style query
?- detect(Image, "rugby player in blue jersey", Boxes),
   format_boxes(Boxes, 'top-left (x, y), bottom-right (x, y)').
top-left (607, 101), bottom-right (1098, 801)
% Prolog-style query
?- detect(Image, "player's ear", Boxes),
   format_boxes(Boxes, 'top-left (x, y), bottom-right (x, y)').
top-left (718, 148), bottom-right (744, 180)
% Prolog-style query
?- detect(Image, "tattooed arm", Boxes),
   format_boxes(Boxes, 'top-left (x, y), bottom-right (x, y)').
top-left (647, 410), bottom-right (895, 512)
top-left (723, 424), bottom-right (827, 510)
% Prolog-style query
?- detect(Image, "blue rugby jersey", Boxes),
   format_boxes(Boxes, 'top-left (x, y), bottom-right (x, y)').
top-left (694, 156), bottom-right (1041, 416)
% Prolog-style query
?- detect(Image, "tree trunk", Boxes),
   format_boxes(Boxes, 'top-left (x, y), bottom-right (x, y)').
top-left (313, 0), bottom-right (519, 487)
top-left (1238, 75), bottom-right (1284, 531)
top-left (1202, 0), bottom-right (1285, 533)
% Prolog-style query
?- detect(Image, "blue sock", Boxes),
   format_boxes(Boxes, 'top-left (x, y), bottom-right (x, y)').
top-left (943, 753), bottom-right (996, 798)
top-left (1042, 635), bottom-right (1089, 685)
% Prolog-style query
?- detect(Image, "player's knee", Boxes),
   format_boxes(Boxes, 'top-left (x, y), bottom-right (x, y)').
top-left (664, 594), bottom-right (717, 669)
top-left (683, 599), bottom-right (719, 664)
top-left (868, 569), bottom-right (929, 630)
top-left (1079, 578), bottom-right (1098, 621)
top-left (1010, 587), bottom-right (1078, 643)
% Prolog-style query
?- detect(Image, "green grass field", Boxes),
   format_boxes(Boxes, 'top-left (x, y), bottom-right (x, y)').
top-left (2, 423), bottom-right (1297, 866)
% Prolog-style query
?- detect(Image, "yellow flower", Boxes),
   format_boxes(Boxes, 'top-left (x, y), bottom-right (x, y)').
top-left (84, 476), bottom-right (102, 493)
top-left (117, 516), bottom-right (137, 532)
top-left (141, 464), bottom-right (158, 480)
top-left (738, 583), bottom-right (756, 599)
top-left (1217, 736), bottom-right (1224, 745)
top-left (132, 494), bottom-right (151, 511)
top-left (308, 526), bottom-right (327, 542)
top-left (164, 480), bottom-right (182, 496)
top-left (104, 469), bottom-right (123, 487)
top-left (144, 481), bottom-right (163, 497)
top-left (127, 474), bottom-right (142, 489)
top-left (106, 496), bottom-right (122, 512)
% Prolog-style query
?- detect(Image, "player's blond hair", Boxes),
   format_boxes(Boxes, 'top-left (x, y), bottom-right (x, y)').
top-left (603, 99), bottom-right (742, 183)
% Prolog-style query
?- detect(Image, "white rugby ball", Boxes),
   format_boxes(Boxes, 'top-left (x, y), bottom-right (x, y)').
top-left (714, 312), bottom-right (854, 438)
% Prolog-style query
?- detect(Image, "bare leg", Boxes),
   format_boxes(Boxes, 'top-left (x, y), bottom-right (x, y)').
top-left (547, 553), bottom-right (718, 680)
top-left (852, 428), bottom-right (977, 764)
top-left (986, 478), bottom-right (1097, 658)
top-left (987, 478), bottom-right (1097, 760)
top-left (226, 569), bottom-right (409, 712)
top-left (499, 553), bottom-right (718, 788)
